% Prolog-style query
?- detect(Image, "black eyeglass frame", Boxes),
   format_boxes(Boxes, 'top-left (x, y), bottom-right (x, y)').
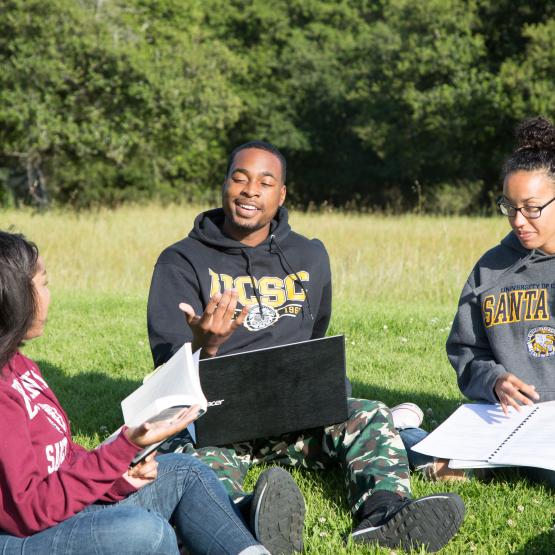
top-left (496, 195), bottom-right (555, 219)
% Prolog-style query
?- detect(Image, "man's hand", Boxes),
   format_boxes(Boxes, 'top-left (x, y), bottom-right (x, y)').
top-left (179, 289), bottom-right (248, 357)
top-left (123, 452), bottom-right (158, 489)
top-left (124, 405), bottom-right (200, 447)
top-left (494, 372), bottom-right (540, 415)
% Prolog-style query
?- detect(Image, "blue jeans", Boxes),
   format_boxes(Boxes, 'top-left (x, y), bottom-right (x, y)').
top-left (398, 427), bottom-right (434, 469)
top-left (0, 454), bottom-right (265, 555)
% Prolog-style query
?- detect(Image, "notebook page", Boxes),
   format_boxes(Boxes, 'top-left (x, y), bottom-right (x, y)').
top-left (412, 403), bottom-right (534, 462)
top-left (448, 459), bottom-right (509, 469)
top-left (489, 401), bottom-right (555, 471)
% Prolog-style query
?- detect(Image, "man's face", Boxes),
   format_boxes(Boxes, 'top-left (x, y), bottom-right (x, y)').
top-left (222, 148), bottom-right (286, 240)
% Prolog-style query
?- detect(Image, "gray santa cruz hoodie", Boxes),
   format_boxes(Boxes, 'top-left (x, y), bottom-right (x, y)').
top-left (447, 232), bottom-right (555, 403)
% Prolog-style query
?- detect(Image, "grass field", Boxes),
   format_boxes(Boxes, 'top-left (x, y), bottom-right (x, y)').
top-left (3, 206), bottom-right (554, 554)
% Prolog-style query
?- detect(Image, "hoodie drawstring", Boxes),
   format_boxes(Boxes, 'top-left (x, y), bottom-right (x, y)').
top-left (270, 234), bottom-right (314, 320)
top-left (241, 249), bottom-right (264, 314)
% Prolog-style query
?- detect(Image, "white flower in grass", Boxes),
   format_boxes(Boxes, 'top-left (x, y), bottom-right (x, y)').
top-left (400, 337), bottom-right (408, 344)
top-left (507, 518), bottom-right (516, 527)
top-left (517, 505), bottom-right (524, 513)
top-left (383, 324), bottom-right (388, 330)
top-left (318, 517), bottom-right (326, 523)
top-left (318, 531), bottom-right (328, 537)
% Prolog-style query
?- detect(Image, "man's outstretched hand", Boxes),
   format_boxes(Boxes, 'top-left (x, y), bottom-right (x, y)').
top-left (179, 289), bottom-right (248, 357)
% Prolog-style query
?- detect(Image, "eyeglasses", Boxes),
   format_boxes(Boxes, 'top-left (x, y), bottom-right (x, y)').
top-left (496, 196), bottom-right (555, 219)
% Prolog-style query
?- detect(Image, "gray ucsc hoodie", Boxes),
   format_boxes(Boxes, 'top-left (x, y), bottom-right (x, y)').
top-left (147, 207), bottom-right (332, 367)
top-left (447, 231), bottom-right (555, 403)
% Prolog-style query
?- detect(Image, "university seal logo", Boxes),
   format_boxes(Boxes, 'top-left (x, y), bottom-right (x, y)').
top-left (244, 303), bottom-right (279, 331)
top-left (526, 326), bottom-right (555, 358)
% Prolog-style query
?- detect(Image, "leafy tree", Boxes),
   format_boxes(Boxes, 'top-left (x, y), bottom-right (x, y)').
top-left (0, 0), bottom-right (242, 206)
top-left (0, 0), bottom-right (553, 210)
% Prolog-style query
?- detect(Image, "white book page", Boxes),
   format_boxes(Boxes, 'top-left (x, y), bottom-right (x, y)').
top-left (489, 401), bottom-right (555, 471)
top-left (412, 403), bottom-right (534, 461)
top-left (122, 343), bottom-right (207, 427)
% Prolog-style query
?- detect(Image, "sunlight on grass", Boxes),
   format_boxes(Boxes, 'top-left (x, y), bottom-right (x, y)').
top-left (2, 205), bottom-right (508, 303)
top-left (7, 205), bottom-right (553, 554)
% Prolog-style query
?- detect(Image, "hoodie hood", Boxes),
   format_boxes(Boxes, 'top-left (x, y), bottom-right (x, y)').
top-left (471, 231), bottom-right (555, 297)
top-left (189, 206), bottom-right (291, 252)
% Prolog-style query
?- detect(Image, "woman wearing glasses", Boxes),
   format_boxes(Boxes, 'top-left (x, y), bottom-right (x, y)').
top-left (446, 115), bottom-right (555, 487)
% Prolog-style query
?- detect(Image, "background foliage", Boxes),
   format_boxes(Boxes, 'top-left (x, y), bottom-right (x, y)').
top-left (1, 0), bottom-right (554, 210)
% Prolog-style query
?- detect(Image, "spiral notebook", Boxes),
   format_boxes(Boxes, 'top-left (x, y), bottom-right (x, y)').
top-left (411, 401), bottom-right (555, 471)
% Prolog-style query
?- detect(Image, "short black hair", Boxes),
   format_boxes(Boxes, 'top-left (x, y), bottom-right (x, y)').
top-left (0, 231), bottom-right (39, 370)
top-left (226, 141), bottom-right (287, 183)
top-left (503, 116), bottom-right (555, 184)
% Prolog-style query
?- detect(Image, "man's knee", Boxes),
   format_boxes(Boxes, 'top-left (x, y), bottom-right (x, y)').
top-left (347, 398), bottom-right (392, 422)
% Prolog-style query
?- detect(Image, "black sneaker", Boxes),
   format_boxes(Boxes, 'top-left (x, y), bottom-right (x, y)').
top-left (249, 467), bottom-right (305, 554)
top-left (351, 493), bottom-right (465, 553)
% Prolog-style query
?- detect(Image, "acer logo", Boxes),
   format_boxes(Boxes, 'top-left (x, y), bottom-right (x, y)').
top-left (207, 399), bottom-right (225, 407)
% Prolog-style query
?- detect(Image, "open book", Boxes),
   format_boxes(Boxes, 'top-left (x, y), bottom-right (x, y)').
top-left (412, 401), bottom-right (555, 471)
top-left (105, 343), bottom-right (207, 466)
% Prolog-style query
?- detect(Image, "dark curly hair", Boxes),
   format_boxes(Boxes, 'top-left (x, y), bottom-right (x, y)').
top-left (0, 231), bottom-right (39, 370)
top-left (503, 116), bottom-right (555, 183)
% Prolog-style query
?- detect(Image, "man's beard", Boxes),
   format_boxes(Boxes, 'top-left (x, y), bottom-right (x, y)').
top-left (227, 215), bottom-right (266, 233)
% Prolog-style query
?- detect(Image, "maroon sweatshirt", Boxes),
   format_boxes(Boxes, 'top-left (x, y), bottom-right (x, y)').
top-left (0, 352), bottom-right (141, 537)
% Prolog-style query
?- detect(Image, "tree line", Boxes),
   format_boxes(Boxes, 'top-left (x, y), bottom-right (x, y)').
top-left (1, 0), bottom-right (554, 211)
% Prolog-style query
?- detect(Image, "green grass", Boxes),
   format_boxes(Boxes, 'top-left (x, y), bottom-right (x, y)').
top-left (6, 206), bottom-right (554, 553)
top-left (21, 292), bottom-right (555, 554)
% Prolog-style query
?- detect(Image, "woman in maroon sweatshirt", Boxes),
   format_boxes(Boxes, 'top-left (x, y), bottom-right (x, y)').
top-left (0, 231), bottom-right (271, 555)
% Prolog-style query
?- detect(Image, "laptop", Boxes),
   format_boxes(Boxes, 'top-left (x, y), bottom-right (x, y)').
top-left (193, 335), bottom-right (348, 447)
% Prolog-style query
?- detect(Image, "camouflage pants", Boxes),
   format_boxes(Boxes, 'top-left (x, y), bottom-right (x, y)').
top-left (160, 397), bottom-right (410, 514)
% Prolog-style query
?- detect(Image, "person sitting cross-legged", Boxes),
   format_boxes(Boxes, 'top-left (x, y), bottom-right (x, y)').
top-left (147, 141), bottom-right (466, 553)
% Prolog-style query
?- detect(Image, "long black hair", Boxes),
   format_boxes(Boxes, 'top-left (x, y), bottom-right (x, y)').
top-left (503, 116), bottom-right (555, 183)
top-left (0, 231), bottom-right (39, 370)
